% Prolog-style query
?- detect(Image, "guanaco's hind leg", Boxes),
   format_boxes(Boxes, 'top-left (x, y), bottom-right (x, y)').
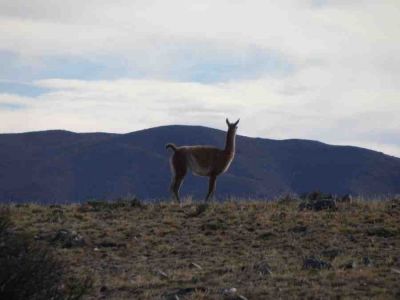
top-left (169, 152), bottom-right (187, 203)
top-left (170, 175), bottom-right (185, 203)
top-left (205, 175), bottom-right (217, 202)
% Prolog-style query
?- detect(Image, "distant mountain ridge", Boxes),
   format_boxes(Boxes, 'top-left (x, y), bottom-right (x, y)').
top-left (0, 125), bottom-right (399, 203)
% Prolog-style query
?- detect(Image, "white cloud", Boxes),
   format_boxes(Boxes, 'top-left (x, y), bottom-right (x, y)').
top-left (0, 1), bottom-right (398, 59)
top-left (0, 1), bottom-right (399, 157)
top-left (1, 75), bottom-right (400, 157)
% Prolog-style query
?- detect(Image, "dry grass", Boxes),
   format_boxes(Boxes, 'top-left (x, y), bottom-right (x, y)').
top-left (5, 198), bottom-right (400, 299)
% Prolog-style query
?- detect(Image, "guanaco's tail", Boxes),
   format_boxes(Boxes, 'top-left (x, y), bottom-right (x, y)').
top-left (165, 143), bottom-right (177, 152)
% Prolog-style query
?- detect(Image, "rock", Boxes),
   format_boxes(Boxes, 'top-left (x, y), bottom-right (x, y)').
top-left (303, 257), bottom-right (331, 270)
top-left (220, 288), bottom-right (248, 300)
top-left (51, 229), bottom-right (85, 248)
top-left (221, 287), bottom-right (237, 296)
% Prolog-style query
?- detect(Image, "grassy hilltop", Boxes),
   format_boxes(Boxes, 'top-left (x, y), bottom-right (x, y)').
top-left (3, 197), bottom-right (400, 299)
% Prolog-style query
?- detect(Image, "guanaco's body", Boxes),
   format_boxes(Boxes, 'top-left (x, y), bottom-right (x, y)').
top-left (166, 118), bottom-right (239, 202)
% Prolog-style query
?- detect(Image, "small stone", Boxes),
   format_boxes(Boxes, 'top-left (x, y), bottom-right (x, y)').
top-left (221, 287), bottom-right (237, 296)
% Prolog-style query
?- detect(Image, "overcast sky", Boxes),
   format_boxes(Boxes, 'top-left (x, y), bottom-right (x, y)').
top-left (0, 0), bottom-right (399, 157)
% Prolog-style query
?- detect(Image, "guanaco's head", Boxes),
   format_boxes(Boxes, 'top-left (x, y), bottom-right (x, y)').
top-left (226, 118), bottom-right (240, 134)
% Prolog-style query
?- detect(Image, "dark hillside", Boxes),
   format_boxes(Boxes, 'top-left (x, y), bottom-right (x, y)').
top-left (0, 126), bottom-right (399, 202)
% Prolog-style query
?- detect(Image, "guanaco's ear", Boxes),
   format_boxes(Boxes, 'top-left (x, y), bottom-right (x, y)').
top-left (226, 118), bottom-right (230, 126)
top-left (233, 119), bottom-right (240, 126)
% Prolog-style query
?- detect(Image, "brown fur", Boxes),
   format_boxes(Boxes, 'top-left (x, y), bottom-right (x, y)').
top-left (166, 118), bottom-right (239, 202)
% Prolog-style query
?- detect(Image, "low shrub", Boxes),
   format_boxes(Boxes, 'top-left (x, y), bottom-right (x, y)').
top-left (0, 208), bottom-right (91, 300)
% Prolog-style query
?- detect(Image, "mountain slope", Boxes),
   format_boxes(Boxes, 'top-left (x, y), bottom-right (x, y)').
top-left (0, 126), bottom-right (399, 202)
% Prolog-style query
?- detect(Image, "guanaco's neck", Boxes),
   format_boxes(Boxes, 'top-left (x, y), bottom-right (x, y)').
top-left (224, 129), bottom-right (236, 153)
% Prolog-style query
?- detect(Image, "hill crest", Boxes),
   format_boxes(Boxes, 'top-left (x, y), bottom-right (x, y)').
top-left (0, 125), bottom-right (399, 202)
